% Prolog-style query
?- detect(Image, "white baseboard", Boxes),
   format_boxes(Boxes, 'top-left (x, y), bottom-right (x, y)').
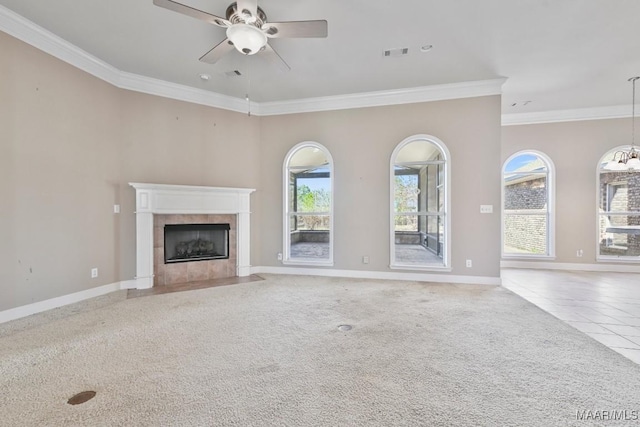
top-left (0, 281), bottom-right (132, 324)
top-left (252, 266), bottom-right (502, 286)
top-left (119, 279), bottom-right (138, 290)
top-left (501, 260), bottom-right (640, 273)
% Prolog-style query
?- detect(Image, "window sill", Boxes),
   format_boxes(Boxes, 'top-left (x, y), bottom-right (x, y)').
top-left (389, 263), bottom-right (452, 273)
top-left (597, 256), bottom-right (640, 263)
top-left (502, 255), bottom-right (556, 261)
top-left (283, 259), bottom-right (334, 267)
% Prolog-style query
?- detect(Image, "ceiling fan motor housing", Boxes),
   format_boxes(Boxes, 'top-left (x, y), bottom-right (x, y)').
top-left (226, 2), bottom-right (267, 25)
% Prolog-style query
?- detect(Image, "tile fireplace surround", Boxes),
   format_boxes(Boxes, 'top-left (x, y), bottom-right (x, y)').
top-left (154, 214), bottom-right (236, 286)
top-left (129, 183), bottom-right (255, 290)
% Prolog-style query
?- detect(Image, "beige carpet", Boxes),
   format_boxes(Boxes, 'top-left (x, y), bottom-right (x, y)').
top-left (1, 274), bottom-right (639, 426)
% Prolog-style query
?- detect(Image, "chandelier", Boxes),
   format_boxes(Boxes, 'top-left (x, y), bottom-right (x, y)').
top-left (604, 77), bottom-right (640, 171)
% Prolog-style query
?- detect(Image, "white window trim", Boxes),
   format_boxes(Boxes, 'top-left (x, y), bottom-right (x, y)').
top-left (282, 141), bottom-right (334, 266)
top-left (501, 150), bottom-right (556, 260)
top-left (596, 145), bottom-right (640, 263)
top-left (389, 134), bottom-right (451, 271)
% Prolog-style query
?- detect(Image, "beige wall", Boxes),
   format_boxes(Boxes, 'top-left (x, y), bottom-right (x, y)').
top-left (116, 90), bottom-right (262, 280)
top-left (0, 33), bottom-right (16, 310)
top-left (2, 29), bottom-right (503, 313)
top-left (502, 119), bottom-right (630, 264)
top-left (259, 96), bottom-right (503, 278)
top-left (0, 32), bottom-right (261, 311)
top-left (1, 32), bottom-right (121, 311)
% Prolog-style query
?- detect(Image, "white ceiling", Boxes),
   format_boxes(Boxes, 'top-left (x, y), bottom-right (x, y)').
top-left (2, 0), bottom-right (640, 117)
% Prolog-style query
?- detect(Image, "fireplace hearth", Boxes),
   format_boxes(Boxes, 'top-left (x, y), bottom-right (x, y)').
top-left (164, 223), bottom-right (230, 263)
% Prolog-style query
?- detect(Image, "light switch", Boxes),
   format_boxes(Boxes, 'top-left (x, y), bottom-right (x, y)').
top-left (480, 205), bottom-right (493, 214)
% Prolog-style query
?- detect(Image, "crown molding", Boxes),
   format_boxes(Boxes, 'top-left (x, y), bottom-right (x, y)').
top-left (254, 78), bottom-right (507, 116)
top-left (502, 104), bottom-right (630, 126)
top-left (0, 5), bottom-right (255, 114)
top-left (117, 71), bottom-right (255, 114)
top-left (4, 4), bottom-right (623, 123)
top-left (0, 4), bottom-right (120, 85)
top-left (0, 5), bottom-right (506, 116)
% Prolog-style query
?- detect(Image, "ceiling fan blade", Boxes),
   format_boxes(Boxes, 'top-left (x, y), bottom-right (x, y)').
top-left (236, 0), bottom-right (259, 21)
top-left (199, 38), bottom-right (235, 64)
top-left (153, 0), bottom-right (230, 27)
top-left (262, 44), bottom-right (291, 72)
top-left (262, 20), bottom-right (328, 38)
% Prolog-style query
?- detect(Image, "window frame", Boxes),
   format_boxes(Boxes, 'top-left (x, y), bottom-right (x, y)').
top-left (501, 150), bottom-right (556, 260)
top-left (282, 141), bottom-right (334, 266)
top-left (389, 134), bottom-right (451, 271)
top-left (596, 145), bottom-right (640, 263)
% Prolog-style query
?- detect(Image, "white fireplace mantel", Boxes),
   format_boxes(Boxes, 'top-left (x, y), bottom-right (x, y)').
top-left (129, 183), bottom-right (256, 289)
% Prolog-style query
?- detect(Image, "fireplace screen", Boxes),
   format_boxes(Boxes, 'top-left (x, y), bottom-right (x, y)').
top-left (164, 223), bottom-right (230, 264)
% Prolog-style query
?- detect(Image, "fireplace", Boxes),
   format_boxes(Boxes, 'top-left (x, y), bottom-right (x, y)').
top-left (164, 223), bottom-right (230, 263)
top-left (129, 183), bottom-right (255, 290)
top-left (153, 214), bottom-right (236, 286)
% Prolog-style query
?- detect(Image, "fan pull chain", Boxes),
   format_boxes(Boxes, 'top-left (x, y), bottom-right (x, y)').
top-left (631, 76), bottom-right (639, 149)
top-left (246, 55), bottom-right (252, 117)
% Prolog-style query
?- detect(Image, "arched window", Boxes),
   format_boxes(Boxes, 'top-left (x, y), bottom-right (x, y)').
top-left (598, 146), bottom-right (640, 260)
top-left (283, 142), bottom-right (333, 265)
top-left (390, 135), bottom-right (450, 269)
top-left (502, 151), bottom-right (555, 257)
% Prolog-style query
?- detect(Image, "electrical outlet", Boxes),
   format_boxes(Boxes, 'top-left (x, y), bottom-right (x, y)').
top-left (362, 256), bottom-right (370, 264)
top-left (113, 204), bottom-right (120, 214)
top-left (480, 205), bottom-right (493, 214)
top-left (277, 253), bottom-right (283, 261)
top-left (91, 268), bottom-right (98, 278)
top-left (465, 259), bottom-right (472, 268)
top-left (576, 249), bottom-right (584, 257)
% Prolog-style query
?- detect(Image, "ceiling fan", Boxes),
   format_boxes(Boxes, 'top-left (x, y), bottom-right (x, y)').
top-left (153, 0), bottom-right (328, 71)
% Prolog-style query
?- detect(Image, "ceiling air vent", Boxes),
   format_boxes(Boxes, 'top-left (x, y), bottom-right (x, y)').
top-left (383, 47), bottom-right (409, 58)
top-left (224, 70), bottom-right (242, 77)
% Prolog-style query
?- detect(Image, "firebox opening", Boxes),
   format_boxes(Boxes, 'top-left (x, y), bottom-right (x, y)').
top-left (164, 223), bottom-right (230, 264)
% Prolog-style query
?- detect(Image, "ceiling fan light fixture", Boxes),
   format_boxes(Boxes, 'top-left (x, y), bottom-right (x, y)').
top-left (154, 0), bottom-right (327, 68)
top-left (226, 23), bottom-right (267, 55)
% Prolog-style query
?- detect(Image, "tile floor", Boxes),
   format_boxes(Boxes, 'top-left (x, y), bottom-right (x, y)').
top-left (502, 268), bottom-right (640, 364)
